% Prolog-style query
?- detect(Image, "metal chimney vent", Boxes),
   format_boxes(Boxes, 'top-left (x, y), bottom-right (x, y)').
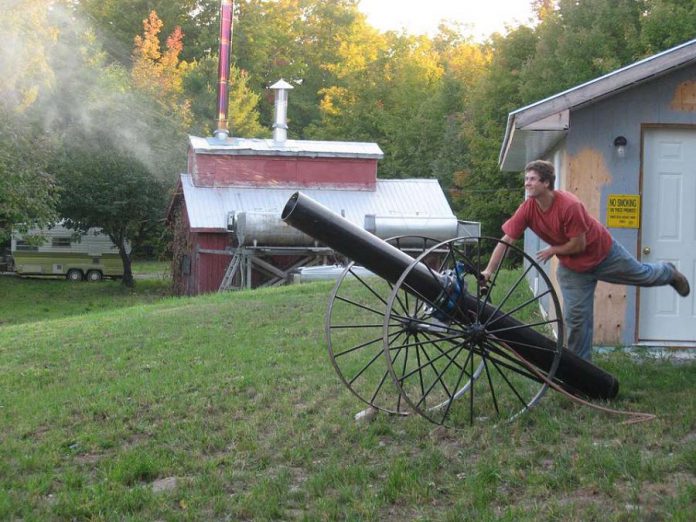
top-left (270, 79), bottom-right (293, 144)
top-left (214, 0), bottom-right (234, 141)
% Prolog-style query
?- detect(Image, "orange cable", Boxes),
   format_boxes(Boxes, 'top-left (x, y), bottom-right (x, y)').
top-left (494, 337), bottom-right (657, 425)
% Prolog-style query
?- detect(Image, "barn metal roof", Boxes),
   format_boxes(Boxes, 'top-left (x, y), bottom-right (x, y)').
top-left (189, 135), bottom-right (384, 159)
top-left (499, 37), bottom-right (696, 171)
top-left (179, 174), bottom-right (455, 231)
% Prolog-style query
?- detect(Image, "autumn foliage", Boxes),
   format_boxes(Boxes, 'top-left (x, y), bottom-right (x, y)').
top-left (132, 11), bottom-right (191, 126)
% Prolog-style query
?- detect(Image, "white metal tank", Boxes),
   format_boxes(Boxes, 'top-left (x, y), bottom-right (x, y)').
top-left (230, 211), bottom-right (316, 246)
top-left (364, 214), bottom-right (460, 245)
top-left (229, 211), bottom-right (480, 248)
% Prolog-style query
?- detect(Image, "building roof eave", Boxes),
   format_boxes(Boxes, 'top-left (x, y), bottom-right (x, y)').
top-left (500, 127), bottom-right (567, 172)
top-left (165, 176), bottom-right (185, 224)
top-left (498, 38), bottom-right (696, 170)
top-left (499, 110), bottom-right (569, 171)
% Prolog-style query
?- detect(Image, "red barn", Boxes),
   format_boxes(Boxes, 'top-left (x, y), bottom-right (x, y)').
top-left (168, 81), bottom-right (467, 295)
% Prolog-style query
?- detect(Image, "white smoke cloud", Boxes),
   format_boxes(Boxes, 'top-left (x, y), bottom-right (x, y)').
top-left (0, 1), bottom-right (186, 181)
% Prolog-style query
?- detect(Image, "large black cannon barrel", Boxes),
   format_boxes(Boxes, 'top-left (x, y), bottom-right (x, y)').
top-left (282, 192), bottom-right (619, 400)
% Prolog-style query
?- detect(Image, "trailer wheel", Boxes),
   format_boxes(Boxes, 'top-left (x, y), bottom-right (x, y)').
top-left (66, 269), bottom-right (84, 281)
top-left (86, 270), bottom-right (103, 282)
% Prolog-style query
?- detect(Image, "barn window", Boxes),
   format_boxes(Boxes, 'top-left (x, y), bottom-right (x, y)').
top-left (52, 237), bottom-right (71, 248)
top-left (181, 254), bottom-right (191, 275)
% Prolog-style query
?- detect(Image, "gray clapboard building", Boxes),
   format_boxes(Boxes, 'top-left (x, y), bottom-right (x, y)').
top-left (499, 38), bottom-right (696, 348)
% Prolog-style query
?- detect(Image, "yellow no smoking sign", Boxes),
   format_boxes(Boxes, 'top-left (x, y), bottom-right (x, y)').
top-left (607, 194), bottom-right (641, 228)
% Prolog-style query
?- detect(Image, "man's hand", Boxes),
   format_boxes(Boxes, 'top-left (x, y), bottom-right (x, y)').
top-left (482, 234), bottom-right (515, 282)
top-left (536, 247), bottom-right (555, 263)
top-left (536, 234), bottom-right (586, 264)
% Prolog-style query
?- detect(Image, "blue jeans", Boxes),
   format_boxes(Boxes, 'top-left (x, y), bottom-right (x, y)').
top-left (556, 239), bottom-right (674, 361)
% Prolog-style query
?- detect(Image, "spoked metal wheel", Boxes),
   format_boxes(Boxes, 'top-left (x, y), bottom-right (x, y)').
top-left (383, 236), bottom-right (564, 427)
top-left (326, 236), bottom-right (472, 414)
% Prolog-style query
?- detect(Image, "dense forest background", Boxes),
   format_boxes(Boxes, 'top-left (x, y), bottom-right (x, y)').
top-left (2, 0), bottom-right (696, 257)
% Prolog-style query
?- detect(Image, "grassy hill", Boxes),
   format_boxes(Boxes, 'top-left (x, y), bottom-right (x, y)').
top-left (0, 279), bottom-right (694, 520)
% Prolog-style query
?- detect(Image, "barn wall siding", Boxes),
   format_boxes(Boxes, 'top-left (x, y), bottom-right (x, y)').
top-left (195, 233), bottom-right (232, 294)
top-left (170, 198), bottom-right (196, 296)
top-left (190, 154), bottom-right (377, 189)
top-left (564, 62), bottom-right (696, 345)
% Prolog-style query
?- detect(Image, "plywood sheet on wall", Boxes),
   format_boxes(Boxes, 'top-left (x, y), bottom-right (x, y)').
top-left (671, 80), bottom-right (696, 112)
top-left (566, 148), bottom-right (611, 216)
top-left (547, 257), bottom-right (562, 338)
top-left (565, 149), bottom-right (626, 345)
top-left (593, 282), bottom-right (627, 345)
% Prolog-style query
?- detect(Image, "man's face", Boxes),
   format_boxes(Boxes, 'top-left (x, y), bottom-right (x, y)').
top-left (524, 170), bottom-right (548, 197)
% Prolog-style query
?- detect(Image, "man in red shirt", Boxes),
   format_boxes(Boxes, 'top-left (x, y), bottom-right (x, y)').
top-left (482, 160), bottom-right (690, 360)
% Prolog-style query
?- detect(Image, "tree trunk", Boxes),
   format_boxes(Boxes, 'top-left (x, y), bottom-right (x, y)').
top-left (118, 241), bottom-right (134, 287)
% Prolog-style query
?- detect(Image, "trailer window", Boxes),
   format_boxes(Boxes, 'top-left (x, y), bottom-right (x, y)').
top-left (52, 237), bottom-right (72, 248)
top-left (15, 241), bottom-right (38, 251)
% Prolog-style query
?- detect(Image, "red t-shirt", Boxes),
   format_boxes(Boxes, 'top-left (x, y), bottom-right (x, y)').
top-left (502, 191), bottom-right (613, 272)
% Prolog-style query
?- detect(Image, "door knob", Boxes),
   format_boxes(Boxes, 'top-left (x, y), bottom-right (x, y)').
top-left (642, 246), bottom-right (651, 255)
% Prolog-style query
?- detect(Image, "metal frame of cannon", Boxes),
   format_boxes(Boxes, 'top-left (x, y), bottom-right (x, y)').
top-left (282, 191), bottom-right (619, 428)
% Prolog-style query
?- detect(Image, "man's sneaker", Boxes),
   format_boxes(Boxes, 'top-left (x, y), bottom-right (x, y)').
top-left (668, 263), bottom-right (690, 297)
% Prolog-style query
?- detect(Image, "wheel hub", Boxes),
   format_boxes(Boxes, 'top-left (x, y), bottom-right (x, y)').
top-left (467, 322), bottom-right (487, 344)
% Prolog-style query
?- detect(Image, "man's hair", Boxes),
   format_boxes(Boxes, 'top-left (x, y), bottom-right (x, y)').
top-left (524, 160), bottom-right (555, 190)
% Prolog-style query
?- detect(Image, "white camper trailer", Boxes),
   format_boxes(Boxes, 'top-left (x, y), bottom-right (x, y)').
top-left (11, 224), bottom-right (126, 281)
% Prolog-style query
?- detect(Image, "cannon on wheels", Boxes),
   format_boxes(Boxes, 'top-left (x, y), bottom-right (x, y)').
top-left (282, 192), bottom-right (619, 428)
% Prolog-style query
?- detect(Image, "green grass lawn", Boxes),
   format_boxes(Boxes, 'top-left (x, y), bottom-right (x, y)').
top-left (0, 278), bottom-right (694, 520)
top-left (0, 262), bottom-right (171, 327)
top-left (131, 260), bottom-right (171, 277)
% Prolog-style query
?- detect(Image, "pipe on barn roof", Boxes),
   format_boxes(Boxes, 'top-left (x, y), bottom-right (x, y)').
top-left (270, 79), bottom-right (293, 144)
top-left (214, 0), bottom-right (234, 140)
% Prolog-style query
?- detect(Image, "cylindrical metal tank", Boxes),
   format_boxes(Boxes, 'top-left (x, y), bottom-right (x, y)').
top-left (231, 211), bottom-right (315, 246)
top-left (293, 264), bottom-right (375, 283)
top-left (364, 215), bottom-right (459, 245)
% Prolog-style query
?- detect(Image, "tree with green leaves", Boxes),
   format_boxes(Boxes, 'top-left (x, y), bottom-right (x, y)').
top-left (308, 28), bottom-right (452, 180)
top-left (0, 111), bottom-right (59, 242)
top-left (76, 0), bottom-right (220, 64)
top-left (641, 0), bottom-right (696, 52)
top-left (450, 27), bottom-right (539, 239)
top-left (0, 1), bottom-right (61, 240)
top-left (52, 130), bottom-right (167, 287)
top-left (40, 7), bottom-right (188, 281)
top-left (183, 55), bottom-right (267, 137)
top-left (233, 0), bottom-right (369, 134)
top-left (430, 29), bottom-right (490, 192)
top-left (519, 0), bottom-right (643, 103)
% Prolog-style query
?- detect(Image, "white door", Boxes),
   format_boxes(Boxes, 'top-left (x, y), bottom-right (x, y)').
top-left (639, 128), bottom-right (696, 342)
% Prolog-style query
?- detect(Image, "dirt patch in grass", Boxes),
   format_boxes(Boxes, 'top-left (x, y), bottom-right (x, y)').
top-left (557, 486), bottom-right (604, 506)
top-left (617, 471), bottom-right (695, 506)
top-left (151, 476), bottom-right (179, 493)
top-left (74, 452), bottom-right (102, 465)
top-left (681, 431), bottom-right (696, 444)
